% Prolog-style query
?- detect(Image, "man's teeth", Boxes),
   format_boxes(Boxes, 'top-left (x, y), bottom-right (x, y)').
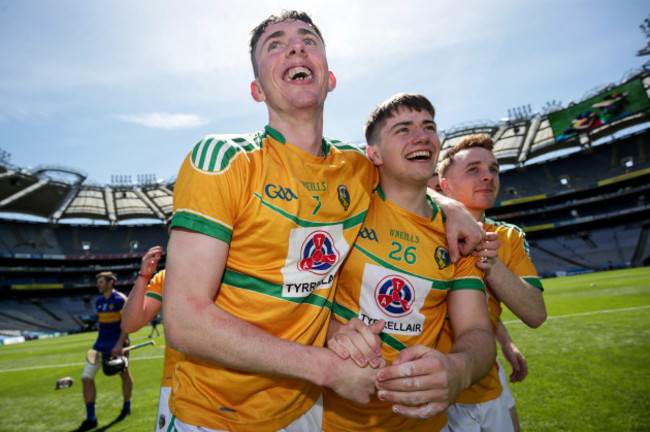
top-left (286, 67), bottom-right (313, 81)
top-left (406, 150), bottom-right (431, 160)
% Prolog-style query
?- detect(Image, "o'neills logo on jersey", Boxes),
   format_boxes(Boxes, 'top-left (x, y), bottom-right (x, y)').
top-left (375, 275), bottom-right (415, 318)
top-left (298, 231), bottom-right (340, 275)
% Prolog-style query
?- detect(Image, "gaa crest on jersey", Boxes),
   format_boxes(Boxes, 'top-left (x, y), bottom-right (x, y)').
top-left (298, 231), bottom-right (341, 275)
top-left (158, 414), bottom-right (166, 429)
top-left (374, 275), bottom-right (415, 318)
top-left (337, 185), bottom-right (350, 211)
top-left (435, 246), bottom-right (450, 270)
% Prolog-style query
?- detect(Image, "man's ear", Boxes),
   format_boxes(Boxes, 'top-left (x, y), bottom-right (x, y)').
top-left (251, 79), bottom-right (266, 102)
top-left (327, 71), bottom-right (337, 93)
top-left (440, 177), bottom-right (451, 195)
top-left (366, 145), bottom-right (382, 167)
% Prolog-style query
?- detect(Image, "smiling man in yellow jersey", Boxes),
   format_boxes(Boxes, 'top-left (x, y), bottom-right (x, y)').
top-left (322, 94), bottom-right (495, 432)
top-left (163, 11), bottom-right (485, 432)
top-left (437, 134), bottom-right (547, 432)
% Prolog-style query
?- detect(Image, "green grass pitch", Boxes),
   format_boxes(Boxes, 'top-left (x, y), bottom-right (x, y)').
top-left (0, 266), bottom-right (648, 431)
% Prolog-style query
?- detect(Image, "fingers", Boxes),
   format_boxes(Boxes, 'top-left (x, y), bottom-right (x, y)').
top-left (446, 232), bottom-right (460, 264)
top-left (391, 400), bottom-right (448, 420)
top-left (330, 318), bottom-right (384, 368)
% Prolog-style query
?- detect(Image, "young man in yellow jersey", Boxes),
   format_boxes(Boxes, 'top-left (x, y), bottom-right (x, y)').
top-left (438, 134), bottom-right (547, 431)
top-left (163, 11), bottom-right (485, 432)
top-left (322, 93), bottom-right (496, 432)
top-left (121, 218), bottom-right (176, 432)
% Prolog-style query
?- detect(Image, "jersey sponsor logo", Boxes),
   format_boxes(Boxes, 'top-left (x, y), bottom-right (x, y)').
top-left (265, 184), bottom-right (298, 201)
top-left (359, 227), bottom-right (378, 242)
top-left (374, 275), bottom-right (415, 318)
top-left (282, 226), bottom-right (349, 298)
top-left (337, 185), bottom-right (350, 211)
top-left (298, 231), bottom-right (340, 275)
top-left (435, 246), bottom-right (450, 270)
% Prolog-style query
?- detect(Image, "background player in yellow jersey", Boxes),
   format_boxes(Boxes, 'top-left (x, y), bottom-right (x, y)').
top-left (322, 93), bottom-right (495, 431)
top-left (121, 218), bottom-right (177, 432)
top-left (438, 134), bottom-right (547, 431)
top-left (163, 10), bottom-right (485, 432)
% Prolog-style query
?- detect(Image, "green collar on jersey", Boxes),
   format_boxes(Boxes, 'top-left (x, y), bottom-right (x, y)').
top-left (374, 184), bottom-right (439, 221)
top-left (264, 125), bottom-right (331, 157)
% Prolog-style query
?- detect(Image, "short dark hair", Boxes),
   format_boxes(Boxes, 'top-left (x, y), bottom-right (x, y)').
top-left (438, 134), bottom-right (494, 178)
top-left (364, 93), bottom-right (436, 147)
top-left (96, 271), bottom-right (117, 282)
top-left (249, 10), bottom-right (325, 77)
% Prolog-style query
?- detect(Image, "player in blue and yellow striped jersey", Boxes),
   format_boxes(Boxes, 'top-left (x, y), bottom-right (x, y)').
top-left (75, 271), bottom-right (132, 432)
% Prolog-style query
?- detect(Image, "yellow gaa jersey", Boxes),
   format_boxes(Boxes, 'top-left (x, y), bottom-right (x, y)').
top-left (170, 126), bottom-right (377, 432)
top-left (143, 269), bottom-right (179, 389)
top-left (437, 217), bottom-right (543, 405)
top-left (323, 188), bottom-right (485, 432)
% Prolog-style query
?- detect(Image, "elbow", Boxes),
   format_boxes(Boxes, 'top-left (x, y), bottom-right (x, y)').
top-left (526, 309), bottom-right (547, 329)
top-left (121, 321), bottom-right (137, 334)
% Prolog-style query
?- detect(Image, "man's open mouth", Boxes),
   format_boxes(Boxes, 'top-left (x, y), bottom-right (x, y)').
top-left (405, 150), bottom-right (432, 160)
top-left (285, 66), bottom-right (313, 81)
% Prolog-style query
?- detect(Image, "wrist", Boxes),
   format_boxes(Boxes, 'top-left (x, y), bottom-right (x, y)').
top-left (138, 272), bottom-right (152, 279)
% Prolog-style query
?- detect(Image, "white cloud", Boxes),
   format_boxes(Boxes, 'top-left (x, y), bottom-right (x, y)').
top-left (117, 112), bottom-right (210, 130)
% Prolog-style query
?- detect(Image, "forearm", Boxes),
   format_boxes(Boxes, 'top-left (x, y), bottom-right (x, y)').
top-left (495, 319), bottom-right (513, 348)
top-left (485, 260), bottom-right (546, 328)
top-left (164, 293), bottom-right (342, 386)
top-left (449, 327), bottom-right (496, 390)
top-left (121, 277), bottom-right (150, 333)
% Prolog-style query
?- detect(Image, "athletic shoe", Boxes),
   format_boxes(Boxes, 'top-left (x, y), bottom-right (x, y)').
top-left (115, 409), bottom-right (131, 422)
top-left (74, 419), bottom-right (97, 431)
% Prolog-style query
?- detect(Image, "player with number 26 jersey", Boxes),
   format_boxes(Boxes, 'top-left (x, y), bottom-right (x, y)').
top-left (323, 187), bottom-right (485, 432)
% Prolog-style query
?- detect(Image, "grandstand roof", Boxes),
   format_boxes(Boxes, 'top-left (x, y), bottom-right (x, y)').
top-left (1, 69), bottom-right (650, 225)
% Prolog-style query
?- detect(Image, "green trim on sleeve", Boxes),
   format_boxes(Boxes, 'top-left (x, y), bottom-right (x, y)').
top-left (525, 277), bottom-right (544, 291)
top-left (171, 212), bottom-right (232, 243)
top-left (145, 292), bottom-right (162, 302)
top-left (449, 277), bottom-right (485, 292)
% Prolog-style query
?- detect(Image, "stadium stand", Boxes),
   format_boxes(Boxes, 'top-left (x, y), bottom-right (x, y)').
top-left (1, 64), bottom-right (650, 337)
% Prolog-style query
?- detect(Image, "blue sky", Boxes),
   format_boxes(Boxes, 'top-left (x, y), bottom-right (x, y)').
top-left (1, 0), bottom-right (648, 185)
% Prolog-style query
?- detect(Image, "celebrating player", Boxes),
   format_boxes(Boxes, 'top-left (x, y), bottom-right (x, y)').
top-left (121, 233), bottom-right (176, 432)
top-left (438, 133), bottom-right (547, 431)
top-left (163, 10), bottom-right (485, 432)
top-left (75, 271), bottom-right (132, 432)
top-left (322, 93), bottom-right (495, 431)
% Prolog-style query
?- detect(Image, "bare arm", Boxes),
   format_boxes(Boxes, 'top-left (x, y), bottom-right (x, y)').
top-left (483, 259), bottom-right (546, 328)
top-left (375, 289), bottom-right (495, 419)
top-left (495, 320), bottom-right (528, 382)
top-left (163, 228), bottom-right (378, 403)
top-left (121, 245), bottom-right (164, 333)
top-left (428, 190), bottom-right (485, 262)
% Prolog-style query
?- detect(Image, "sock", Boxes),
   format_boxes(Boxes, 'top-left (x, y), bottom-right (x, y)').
top-left (86, 402), bottom-right (96, 421)
top-left (123, 401), bottom-right (131, 412)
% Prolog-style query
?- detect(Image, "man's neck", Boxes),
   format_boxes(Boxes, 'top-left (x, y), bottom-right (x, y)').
top-left (104, 289), bottom-right (114, 299)
top-left (268, 108), bottom-right (325, 157)
top-left (380, 180), bottom-right (432, 219)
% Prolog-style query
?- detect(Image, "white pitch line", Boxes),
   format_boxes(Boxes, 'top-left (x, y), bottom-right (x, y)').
top-left (2, 305), bottom-right (649, 373)
top-left (0, 354), bottom-right (164, 374)
top-left (502, 305), bottom-right (650, 325)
